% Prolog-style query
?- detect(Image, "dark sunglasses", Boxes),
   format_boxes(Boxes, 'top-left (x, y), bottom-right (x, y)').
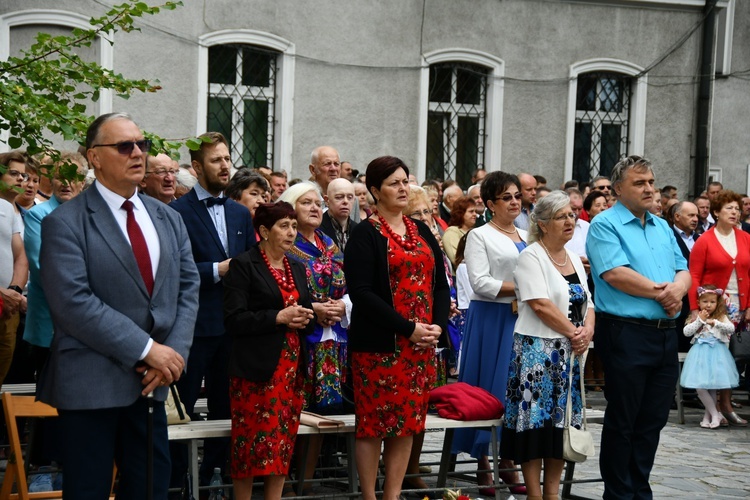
top-left (596, 185), bottom-right (612, 191)
top-left (92, 139), bottom-right (152, 155)
top-left (495, 193), bottom-right (523, 203)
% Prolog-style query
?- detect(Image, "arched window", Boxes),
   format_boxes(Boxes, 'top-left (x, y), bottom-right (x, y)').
top-left (198, 31), bottom-right (295, 171)
top-left (419, 49), bottom-right (504, 185)
top-left (565, 59), bottom-right (647, 182)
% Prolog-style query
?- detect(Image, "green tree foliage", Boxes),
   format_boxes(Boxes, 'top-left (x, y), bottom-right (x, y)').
top-left (0, 1), bottom-right (204, 183)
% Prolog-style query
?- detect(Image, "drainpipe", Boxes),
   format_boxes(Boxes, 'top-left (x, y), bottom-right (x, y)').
top-left (693, 0), bottom-right (718, 196)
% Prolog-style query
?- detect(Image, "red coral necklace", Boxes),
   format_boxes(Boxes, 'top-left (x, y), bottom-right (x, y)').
top-left (261, 248), bottom-right (296, 295)
top-left (376, 212), bottom-right (417, 251)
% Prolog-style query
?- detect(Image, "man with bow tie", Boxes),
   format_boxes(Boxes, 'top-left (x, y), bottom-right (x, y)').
top-left (169, 131), bottom-right (255, 487)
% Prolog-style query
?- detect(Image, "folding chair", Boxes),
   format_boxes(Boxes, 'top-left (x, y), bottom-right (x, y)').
top-left (0, 392), bottom-right (116, 500)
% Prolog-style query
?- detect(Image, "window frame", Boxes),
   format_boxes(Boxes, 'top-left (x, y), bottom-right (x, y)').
top-left (419, 49), bottom-right (504, 182)
top-left (0, 9), bottom-right (115, 152)
top-left (198, 30), bottom-right (295, 171)
top-left (565, 58), bottom-right (648, 182)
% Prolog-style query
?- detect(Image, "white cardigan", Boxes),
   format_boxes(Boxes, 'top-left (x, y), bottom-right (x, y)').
top-left (465, 223), bottom-right (528, 304)
top-left (513, 242), bottom-right (594, 339)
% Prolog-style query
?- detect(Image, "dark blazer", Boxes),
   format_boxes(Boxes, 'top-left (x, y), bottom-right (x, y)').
top-left (672, 226), bottom-right (699, 352)
top-left (344, 218), bottom-right (450, 353)
top-left (170, 189), bottom-right (255, 337)
top-left (439, 203), bottom-right (451, 225)
top-left (38, 186), bottom-right (199, 409)
top-left (223, 246), bottom-right (314, 381)
top-left (320, 211), bottom-right (358, 250)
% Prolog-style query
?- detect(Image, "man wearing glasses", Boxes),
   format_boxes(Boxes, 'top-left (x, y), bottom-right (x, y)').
top-left (0, 151), bottom-right (29, 210)
top-left (37, 112), bottom-right (199, 498)
top-left (140, 153), bottom-right (178, 204)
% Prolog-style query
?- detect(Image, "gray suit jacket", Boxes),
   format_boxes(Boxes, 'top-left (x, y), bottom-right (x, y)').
top-left (37, 184), bottom-right (199, 410)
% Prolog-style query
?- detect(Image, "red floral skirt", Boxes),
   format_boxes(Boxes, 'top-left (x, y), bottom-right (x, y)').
top-left (351, 334), bottom-right (436, 438)
top-left (230, 332), bottom-right (304, 478)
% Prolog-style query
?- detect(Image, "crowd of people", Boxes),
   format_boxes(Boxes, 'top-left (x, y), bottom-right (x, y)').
top-left (0, 112), bottom-right (748, 500)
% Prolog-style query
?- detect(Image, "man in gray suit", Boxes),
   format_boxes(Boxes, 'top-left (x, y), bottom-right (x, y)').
top-left (38, 112), bottom-right (199, 499)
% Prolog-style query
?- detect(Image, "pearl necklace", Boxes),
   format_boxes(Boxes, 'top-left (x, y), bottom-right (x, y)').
top-left (376, 212), bottom-right (417, 251)
top-left (260, 248), bottom-right (297, 301)
top-left (489, 219), bottom-right (518, 235)
top-left (539, 239), bottom-right (568, 267)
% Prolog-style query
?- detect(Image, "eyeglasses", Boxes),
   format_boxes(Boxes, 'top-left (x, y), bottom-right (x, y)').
top-left (409, 209), bottom-right (432, 219)
top-left (595, 184), bottom-right (612, 191)
top-left (6, 170), bottom-right (29, 181)
top-left (552, 212), bottom-right (577, 222)
top-left (494, 193), bottom-right (523, 203)
top-left (147, 168), bottom-right (179, 177)
top-left (92, 139), bottom-right (152, 155)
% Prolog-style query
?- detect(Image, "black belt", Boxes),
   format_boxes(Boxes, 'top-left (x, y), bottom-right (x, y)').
top-left (599, 312), bottom-right (676, 329)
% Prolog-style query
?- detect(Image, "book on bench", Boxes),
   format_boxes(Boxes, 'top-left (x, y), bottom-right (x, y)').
top-left (300, 411), bottom-right (346, 428)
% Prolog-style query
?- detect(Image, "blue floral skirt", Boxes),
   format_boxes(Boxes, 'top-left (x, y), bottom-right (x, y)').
top-left (501, 333), bottom-right (583, 463)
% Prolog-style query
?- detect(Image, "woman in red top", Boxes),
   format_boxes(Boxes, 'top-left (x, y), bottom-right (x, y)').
top-left (689, 190), bottom-right (750, 426)
top-left (223, 202), bottom-right (315, 499)
top-left (345, 157), bottom-right (450, 500)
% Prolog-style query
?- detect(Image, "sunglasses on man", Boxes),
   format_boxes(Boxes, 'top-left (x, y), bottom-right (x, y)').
top-left (92, 139), bottom-right (152, 156)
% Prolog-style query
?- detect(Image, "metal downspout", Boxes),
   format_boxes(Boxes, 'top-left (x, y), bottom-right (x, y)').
top-left (693, 0), bottom-right (719, 196)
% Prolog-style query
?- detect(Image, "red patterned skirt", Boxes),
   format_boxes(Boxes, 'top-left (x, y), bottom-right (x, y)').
top-left (230, 332), bottom-right (304, 478)
top-left (351, 334), bottom-right (436, 438)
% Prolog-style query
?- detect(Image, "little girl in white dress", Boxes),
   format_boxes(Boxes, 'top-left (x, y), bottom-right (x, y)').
top-left (680, 285), bottom-right (740, 429)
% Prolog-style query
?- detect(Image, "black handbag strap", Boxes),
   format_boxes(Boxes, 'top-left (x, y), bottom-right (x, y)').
top-left (170, 384), bottom-right (186, 421)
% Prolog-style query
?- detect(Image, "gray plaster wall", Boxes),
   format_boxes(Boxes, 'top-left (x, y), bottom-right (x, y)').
top-left (711, 0), bottom-right (750, 195)
top-left (1, 0), bottom-right (747, 193)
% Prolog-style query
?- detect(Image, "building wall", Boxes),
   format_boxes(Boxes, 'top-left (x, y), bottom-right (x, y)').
top-left (1, 0), bottom-right (746, 194)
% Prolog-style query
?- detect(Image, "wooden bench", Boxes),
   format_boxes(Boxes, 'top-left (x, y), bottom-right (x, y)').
top-left (167, 414), bottom-right (548, 499)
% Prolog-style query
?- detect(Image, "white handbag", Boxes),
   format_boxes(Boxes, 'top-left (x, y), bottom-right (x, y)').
top-left (562, 353), bottom-right (595, 462)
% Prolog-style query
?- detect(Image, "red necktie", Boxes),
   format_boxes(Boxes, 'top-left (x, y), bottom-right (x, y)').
top-left (122, 200), bottom-right (154, 295)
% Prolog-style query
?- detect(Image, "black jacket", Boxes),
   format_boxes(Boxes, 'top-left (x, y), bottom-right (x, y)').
top-left (344, 218), bottom-right (450, 353)
top-left (320, 211), bottom-right (358, 250)
top-left (223, 245), bottom-right (314, 381)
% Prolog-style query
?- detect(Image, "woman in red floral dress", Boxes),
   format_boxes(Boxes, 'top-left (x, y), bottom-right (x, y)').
top-left (223, 202), bottom-right (315, 500)
top-left (344, 156), bottom-right (451, 500)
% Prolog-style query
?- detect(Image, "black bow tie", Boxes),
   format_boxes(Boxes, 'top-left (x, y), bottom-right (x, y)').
top-left (205, 197), bottom-right (227, 207)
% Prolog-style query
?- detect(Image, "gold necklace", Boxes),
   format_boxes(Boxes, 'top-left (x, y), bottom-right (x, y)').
top-left (489, 219), bottom-right (518, 235)
top-left (539, 239), bottom-right (568, 267)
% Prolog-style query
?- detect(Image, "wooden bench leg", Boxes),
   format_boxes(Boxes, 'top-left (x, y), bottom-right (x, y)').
top-left (562, 460), bottom-right (575, 499)
top-left (346, 433), bottom-right (358, 495)
top-left (437, 428), bottom-right (455, 488)
top-left (490, 425), bottom-right (501, 500)
top-left (190, 440), bottom-right (200, 498)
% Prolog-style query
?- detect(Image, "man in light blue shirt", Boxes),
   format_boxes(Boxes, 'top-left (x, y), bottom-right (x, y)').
top-left (586, 155), bottom-right (691, 500)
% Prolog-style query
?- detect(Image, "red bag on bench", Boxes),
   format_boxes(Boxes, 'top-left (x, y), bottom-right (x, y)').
top-left (429, 382), bottom-right (504, 421)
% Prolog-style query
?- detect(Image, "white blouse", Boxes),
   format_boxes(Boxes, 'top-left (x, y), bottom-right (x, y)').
top-left (464, 223), bottom-right (528, 304)
top-left (513, 242), bottom-right (594, 339)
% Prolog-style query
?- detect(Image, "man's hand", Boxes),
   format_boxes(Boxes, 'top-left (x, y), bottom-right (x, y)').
top-left (218, 258), bottom-right (232, 277)
top-left (0, 288), bottom-right (23, 316)
top-left (654, 281), bottom-right (685, 315)
top-left (143, 343), bottom-right (185, 387)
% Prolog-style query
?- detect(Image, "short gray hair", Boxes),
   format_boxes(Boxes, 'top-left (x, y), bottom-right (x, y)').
top-left (278, 181), bottom-right (321, 206)
top-left (528, 190), bottom-right (570, 244)
top-left (610, 155), bottom-right (653, 196)
top-left (85, 112), bottom-right (135, 149)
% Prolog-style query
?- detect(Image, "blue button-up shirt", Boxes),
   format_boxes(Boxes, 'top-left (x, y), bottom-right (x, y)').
top-left (586, 202), bottom-right (688, 320)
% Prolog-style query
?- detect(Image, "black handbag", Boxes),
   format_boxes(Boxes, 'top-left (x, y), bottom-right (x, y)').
top-left (730, 321), bottom-right (750, 361)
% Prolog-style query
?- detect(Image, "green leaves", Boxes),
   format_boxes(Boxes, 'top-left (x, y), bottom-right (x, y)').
top-left (0, 0), bottom-right (195, 183)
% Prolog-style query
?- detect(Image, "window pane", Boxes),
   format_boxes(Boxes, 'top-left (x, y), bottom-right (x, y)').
top-left (242, 99), bottom-right (269, 167)
top-left (599, 78), bottom-right (623, 113)
top-left (576, 75), bottom-right (597, 111)
top-left (426, 112), bottom-right (447, 181)
top-left (573, 123), bottom-right (592, 183)
top-left (456, 116), bottom-right (479, 188)
top-left (456, 67), bottom-right (483, 105)
top-left (207, 96), bottom-right (233, 143)
top-left (242, 48), bottom-right (272, 87)
top-left (600, 124), bottom-right (621, 177)
top-left (209, 46), bottom-right (237, 85)
top-left (429, 66), bottom-right (452, 103)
